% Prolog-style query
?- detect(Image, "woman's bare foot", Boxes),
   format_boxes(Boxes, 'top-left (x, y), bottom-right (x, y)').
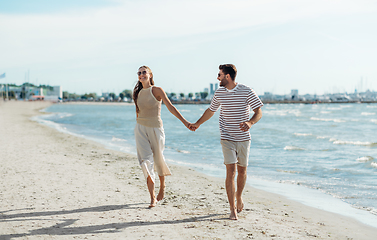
top-left (149, 198), bottom-right (157, 208)
top-left (229, 208), bottom-right (238, 220)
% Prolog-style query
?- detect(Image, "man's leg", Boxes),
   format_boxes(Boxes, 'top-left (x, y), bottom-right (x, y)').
top-left (226, 163), bottom-right (237, 220)
top-left (157, 175), bottom-right (165, 201)
top-left (147, 176), bottom-right (156, 208)
top-left (236, 165), bottom-right (247, 213)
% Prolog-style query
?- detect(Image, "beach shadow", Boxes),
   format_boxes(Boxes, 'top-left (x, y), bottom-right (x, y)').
top-left (0, 204), bottom-right (143, 221)
top-left (0, 208), bottom-right (222, 240)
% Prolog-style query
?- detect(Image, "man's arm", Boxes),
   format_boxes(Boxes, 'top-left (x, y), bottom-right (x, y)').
top-left (239, 107), bottom-right (262, 132)
top-left (189, 108), bottom-right (215, 131)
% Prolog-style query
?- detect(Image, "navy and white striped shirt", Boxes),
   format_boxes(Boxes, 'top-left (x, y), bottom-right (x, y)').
top-left (209, 84), bottom-right (263, 142)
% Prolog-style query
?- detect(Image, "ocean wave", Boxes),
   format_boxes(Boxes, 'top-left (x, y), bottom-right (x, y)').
top-left (331, 140), bottom-right (377, 146)
top-left (356, 156), bottom-right (374, 162)
top-left (265, 110), bottom-right (288, 116)
top-left (112, 136), bottom-right (127, 142)
top-left (177, 149), bottom-right (190, 154)
top-left (361, 112), bottom-right (376, 116)
top-left (31, 116), bottom-right (78, 137)
top-left (370, 208), bottom-right (377, 216)
top-left (294, 133), bottom-right (312, 137)
top-left (316, 136), bottom-right (330, 139)
top-left (371, 162), bottom-right (377, 168)
top-left (326, 107), bottom-right (342, 110)
top-left (180, 110), bottom-right (191, 112)
top-left (284, 146), bottom-right (305, 151)
top-left (265, 110), bottom-right (301, 116)
top-left (310, 117), bottom-right (345, 123)
top-left (371, 119), bottom-right (377, 124)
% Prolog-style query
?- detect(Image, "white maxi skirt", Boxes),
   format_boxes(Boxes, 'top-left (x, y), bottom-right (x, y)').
top-left (134, 123), bottom-right (171, 183)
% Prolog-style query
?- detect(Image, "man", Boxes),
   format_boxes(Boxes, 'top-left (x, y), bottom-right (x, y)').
top-left (189, 64), bottom-right (263, 220)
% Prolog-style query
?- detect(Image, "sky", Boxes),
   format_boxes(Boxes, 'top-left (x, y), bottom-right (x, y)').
top-left (1, 0), bottom-right (377, 96)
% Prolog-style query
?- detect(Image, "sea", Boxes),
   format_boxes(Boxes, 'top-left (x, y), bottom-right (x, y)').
top-left (33, 102), bottom-right (377, 228)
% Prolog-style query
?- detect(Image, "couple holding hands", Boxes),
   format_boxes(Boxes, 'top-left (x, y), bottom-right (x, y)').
top-left (133, 64), bottom-right (263, 220)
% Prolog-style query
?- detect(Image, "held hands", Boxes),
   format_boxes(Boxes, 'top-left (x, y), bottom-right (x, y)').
top-left (183, 120), bottom-right (199, 131)
top-left (188, 122), bottom-right (199, 131)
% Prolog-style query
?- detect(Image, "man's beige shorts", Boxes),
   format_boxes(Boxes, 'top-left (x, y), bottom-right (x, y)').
top-left (220, 139), bottom-right (251, 167)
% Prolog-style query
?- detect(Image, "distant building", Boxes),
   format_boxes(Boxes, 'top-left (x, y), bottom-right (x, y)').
top-left (291, 89), bottom-right (299, 100)
top-left (44, 86), bottom-right (62, 102)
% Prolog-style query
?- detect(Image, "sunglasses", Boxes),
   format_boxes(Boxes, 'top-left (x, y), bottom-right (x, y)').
top-left (137, 70), bottom-right (148, 76)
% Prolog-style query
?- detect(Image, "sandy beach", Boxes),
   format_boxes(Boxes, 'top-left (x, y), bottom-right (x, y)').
top-left (1, 101), bottom-right (377, 239)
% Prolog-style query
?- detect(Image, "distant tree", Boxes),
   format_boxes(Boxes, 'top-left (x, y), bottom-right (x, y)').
top-left (109, 92), bottom-right (116, 100)
top-left (170, 92), bottom-right (176, 97)
top-left (88, 92), bottom-right (97, 98)
top-left (121, 89), bottom-right (132, 99)
top-left (200, 92), bottom-right (208, 99)
top-left (180, 93), bottom-right (185, 99)
top-left (68, 93), bottom-right (80, 99)
top-left (188, 93), bottom-right (193, 99)
top-left (119, 92), bottom-right (125, 100)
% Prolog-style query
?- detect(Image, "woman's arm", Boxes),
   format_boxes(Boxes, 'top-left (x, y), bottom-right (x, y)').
top-left (152, 87), bottom-right (190, 128)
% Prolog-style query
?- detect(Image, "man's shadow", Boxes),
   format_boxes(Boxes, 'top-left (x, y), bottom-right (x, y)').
top-left (0, 204), bottom-right (224, 240)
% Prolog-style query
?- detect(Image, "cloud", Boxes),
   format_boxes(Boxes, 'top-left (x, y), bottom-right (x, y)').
top-left (1, 0), bottom-right (375, 68)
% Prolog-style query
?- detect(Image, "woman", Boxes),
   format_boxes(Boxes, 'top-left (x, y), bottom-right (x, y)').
top-left (133, 65), bottom-right (190, 208)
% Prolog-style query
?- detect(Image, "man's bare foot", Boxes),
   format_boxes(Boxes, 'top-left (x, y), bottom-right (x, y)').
top-left (149, 198), bottom-right (157, 208)
top-left (229, 208), bottom-right (238, 220)
top-left (237, 197), bottom-right (244, 213)
top-left (157, 188), bottom-right (164, 201)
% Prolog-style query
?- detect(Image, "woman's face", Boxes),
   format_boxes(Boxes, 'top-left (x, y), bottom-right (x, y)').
top-left (137, 67), bottom-right (151, 84)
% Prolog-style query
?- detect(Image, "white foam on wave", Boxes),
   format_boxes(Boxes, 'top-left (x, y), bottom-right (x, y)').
top-left (58, 112), bottom-right (73, 118)
top-left (31, 115), bottom-right (82, 138)
top-left (317, 135), bottom-right (330, 139)
top-left (326, 107), bottom-right (342, 110)
top-left (371, 119), bottom-right (377, 124)
top-left (356, 156), bottom-right (374, 162)
top-left (332, 140), bottom-right (376, 146)
top-left (249, 177), bottom-right (377, 228)
top-left (361, 112), bottom-right (376, 116)
top-left (367, 105), bottom-right (377, 109)
top-left (265, 109), bottom-right (301, 116)
top-left (180, 109), bottom-right (191, 112)
top-left (294, 133), bottom-right (312, 137)
top-left (371, 162), bottom-right (377, 168)
top-left (112, 136), bottom-right (127, 142)
top-left (310, 117), bottom-right (345, 123)
top-left (284, 146), bottom-right (305, 151)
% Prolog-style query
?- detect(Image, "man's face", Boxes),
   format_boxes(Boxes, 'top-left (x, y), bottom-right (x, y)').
top-left (217, 70), bottom-right (228, 87)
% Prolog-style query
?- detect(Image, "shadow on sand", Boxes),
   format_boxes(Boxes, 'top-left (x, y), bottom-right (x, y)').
top-left (0, 204), bottom-right (224, 239)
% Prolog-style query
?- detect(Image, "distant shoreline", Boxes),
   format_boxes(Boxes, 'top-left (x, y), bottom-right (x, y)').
top-left (59, 100), bottom-right (377, 105)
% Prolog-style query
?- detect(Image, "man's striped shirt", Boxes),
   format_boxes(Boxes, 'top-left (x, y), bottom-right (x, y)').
top-left (209, 84), bottom-right (263, 142)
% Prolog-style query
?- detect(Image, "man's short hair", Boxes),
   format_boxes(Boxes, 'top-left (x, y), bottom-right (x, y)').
top-left (219, 64), bottom-right (237, 81)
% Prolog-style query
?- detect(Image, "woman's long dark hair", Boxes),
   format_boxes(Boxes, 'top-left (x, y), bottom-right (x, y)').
top-left (133, 66), bottom-right (154, 113)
